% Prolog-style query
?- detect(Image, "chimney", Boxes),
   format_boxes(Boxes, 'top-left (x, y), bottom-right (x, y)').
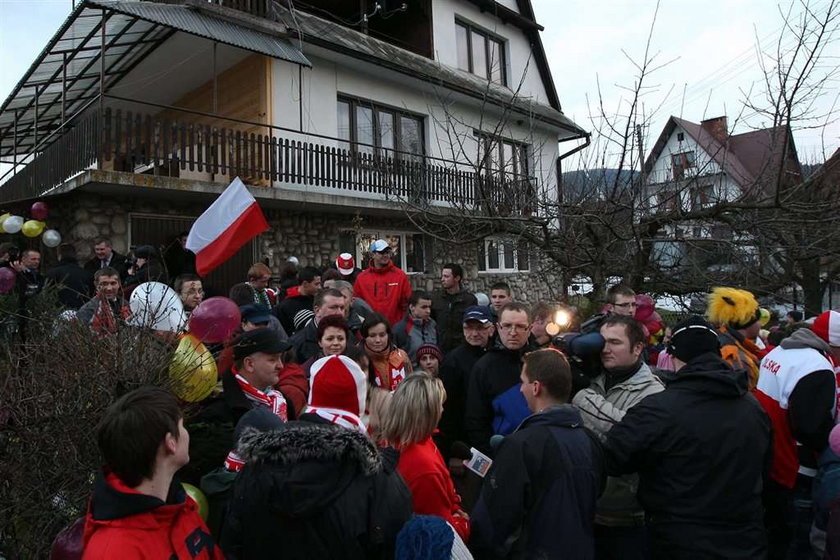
top-left (701, 116), bottom-right (728, 143)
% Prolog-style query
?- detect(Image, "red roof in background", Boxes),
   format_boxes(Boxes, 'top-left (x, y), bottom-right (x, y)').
top-left (645, 116), bottom-right (801, 190)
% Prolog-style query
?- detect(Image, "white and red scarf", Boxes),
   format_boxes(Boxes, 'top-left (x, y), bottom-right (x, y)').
top-left (223, 372), bottom-right (288, 472)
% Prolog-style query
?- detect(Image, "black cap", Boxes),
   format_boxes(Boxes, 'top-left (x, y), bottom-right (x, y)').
top-left (233, 328), bottom-right (291, 362)
top-left (240, 304), bottom-right (272, 325)
top-left (134, 245), bottom-right (157, 259)
top-left (668, 315), bottom-right (720, 363)
top-left (233, 407), bottom-right (285, 446)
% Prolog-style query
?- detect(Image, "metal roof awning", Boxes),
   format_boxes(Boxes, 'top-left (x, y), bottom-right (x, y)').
top-left (0, 0), bottom-right (310, 158)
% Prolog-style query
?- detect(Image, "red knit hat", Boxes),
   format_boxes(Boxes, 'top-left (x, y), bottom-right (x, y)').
top-left (306, 355), bottom-right (367, 431)
top-left (812, 310), bottom-right (840, 347)
top-left (415, 343), bottom-right (443, 362)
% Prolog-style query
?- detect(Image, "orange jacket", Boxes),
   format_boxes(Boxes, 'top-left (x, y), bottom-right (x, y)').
top-left (719, 327), bottom-right (761, 390)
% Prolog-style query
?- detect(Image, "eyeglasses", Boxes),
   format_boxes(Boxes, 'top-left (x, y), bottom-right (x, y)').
top-left (499, 323), bottom-right (530, 333)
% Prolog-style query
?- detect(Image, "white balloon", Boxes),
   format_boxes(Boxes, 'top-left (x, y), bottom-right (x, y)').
top-left (127, 282), bottom-right (186, 332)
top-left (2, 215), bottom-right (23, 234)
top-left (42, 229), bottom-right (62, 248)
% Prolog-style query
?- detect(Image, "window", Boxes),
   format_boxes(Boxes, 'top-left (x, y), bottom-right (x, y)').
top-left (336, 97), bottom-right (425, 157)
top-left (690, 184), bottom-right (714, 210)
top-left (671, 151), bottom-right (696, 181)
top-left (356, 231), bottom-right (426, 273)
top-left (455, 21), bottom-right (506, 85)
top-left (477, 133), bottom-right (529, 178)
top-left (478, 237), bottom-right (530, 272)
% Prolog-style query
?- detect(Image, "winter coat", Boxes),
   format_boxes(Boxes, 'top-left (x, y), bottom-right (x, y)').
top-left (755, 328), bottom-right (838, 488)
top-left (393, 315), bottom-right (438, 363)
top-left (812, 447), bottom-right (840, 557)
top-left (471, 405), bottom-right (604, 560)
top-left (75, 296), bottom-right (131, 333)
top-left (437, 343), bottom-right (486, 459)
top-left (220, 420), bottom-right (413, 559)
top-left (465, 345), bottom-right (530, 453)
top-left (396, 436), bottom-right (470, 542)
top-left (572, 361), bottom-right (664, 526)
top-left (275, 292), bottom-right (314, 335)
top-left (353, 261), bottom-right (411, 326)
top-left (290, 319), bottom-right (320, 364)
top-left (431, 289), bottom-right (478, 352)
top-left (82, 471), bottom-right (220, 559)
top-left (46, 258), bottom-right (93, 310)
top-left (604, 352), bottom-right (771, 559)
top-left (124, 259), bottom-right (169, 290)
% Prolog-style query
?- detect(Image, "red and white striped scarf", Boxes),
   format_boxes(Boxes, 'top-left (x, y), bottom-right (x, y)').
top-left (234, 373), bottom-right (288, 421)
top-left (304, 406), bottom-right (366, 433)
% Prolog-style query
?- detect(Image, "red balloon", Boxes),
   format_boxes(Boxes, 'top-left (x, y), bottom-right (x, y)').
top-left (634, 294), bottom-right (655, 322)
top-left (31, 201), bottom-right (49, 221)
top-left (50, 517), bottom-right (85, 560)
top-left (187, 297), bottom-right (241, 343)
top-left (0, 267), bottom-right (16, 294)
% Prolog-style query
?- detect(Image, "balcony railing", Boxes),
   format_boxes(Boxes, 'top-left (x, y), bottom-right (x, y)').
top-left (0, 97), bottom-right (536, 214)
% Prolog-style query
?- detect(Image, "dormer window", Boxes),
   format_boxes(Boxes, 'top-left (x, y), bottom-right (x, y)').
top-left (455, 20), bottom-right (506, 85)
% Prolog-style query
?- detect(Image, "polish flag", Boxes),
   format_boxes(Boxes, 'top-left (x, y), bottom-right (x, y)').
top-left (186, 177), bottom-right (269, 276)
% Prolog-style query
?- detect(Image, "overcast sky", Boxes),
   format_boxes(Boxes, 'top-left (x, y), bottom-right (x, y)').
top-left (1, 0), bottom-right (838, 167)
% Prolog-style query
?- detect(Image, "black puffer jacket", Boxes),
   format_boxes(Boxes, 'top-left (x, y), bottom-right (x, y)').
top-left (604, 353), bottom-right (771, 559)
top-left (220, 421), bottom-right (412, 559)
top-left (46, 258), bottom-right (93, 310)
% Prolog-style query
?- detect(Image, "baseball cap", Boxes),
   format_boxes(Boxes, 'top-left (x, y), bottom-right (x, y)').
top-left (233, 329), bottom-right (291, 361)
top-left (463, 305), bottom-right (492, 324)
top-left (369, 239), bottom-right (391, 253)
top-left (240, 304), bottom-right (272, 325)
top-left (812, 310), bottom-right (840, 347)
top-left (336, 253), bottom-right (355, 275)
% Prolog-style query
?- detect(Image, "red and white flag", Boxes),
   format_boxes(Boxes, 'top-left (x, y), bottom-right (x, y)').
top-left (186, 177), bottom-right (269, 276)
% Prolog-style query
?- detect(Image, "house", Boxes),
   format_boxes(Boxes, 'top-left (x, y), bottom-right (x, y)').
top-left (0, 0), bottom-right (586, 300)
top-left (641, 115), bottom-right (802, 273)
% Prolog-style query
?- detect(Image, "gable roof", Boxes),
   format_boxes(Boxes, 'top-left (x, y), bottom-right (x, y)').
top-left (644, 115), bottom-right (799, 189)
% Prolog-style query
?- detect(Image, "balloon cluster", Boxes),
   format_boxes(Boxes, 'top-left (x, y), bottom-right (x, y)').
top-left (0, 201), bottom-right (62, 247)
top-left (634, 294), bottom-right (665, 344)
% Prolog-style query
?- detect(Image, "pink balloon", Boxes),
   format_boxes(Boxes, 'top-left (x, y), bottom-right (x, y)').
top-left (634, 294), bottom-right (655, 322)
top-left (0, 267), bottom-right (16, 294)
top-left (31, 201), bottom-right (48, 221)
top-left (50, 517), bottom-right (85, 560)
top-left (188, 297), bottom-right (241, 343)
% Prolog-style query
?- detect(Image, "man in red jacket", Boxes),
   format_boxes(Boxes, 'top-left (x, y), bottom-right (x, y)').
top-left (353, 239), bottom-right (412, 326)
top-left (83, 386), bottom-right (221, 559)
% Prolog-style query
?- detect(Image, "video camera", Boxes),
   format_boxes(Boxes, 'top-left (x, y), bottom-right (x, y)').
top-left (546, 309), bottom-right (606, 379)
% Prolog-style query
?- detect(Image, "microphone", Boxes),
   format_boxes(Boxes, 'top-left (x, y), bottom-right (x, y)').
top-left (489, 434), bottom-right (505, 451)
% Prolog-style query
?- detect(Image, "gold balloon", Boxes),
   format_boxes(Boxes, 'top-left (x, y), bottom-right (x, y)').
top-left (0, 213), bottom-right (10, 228)
top-left (21, 220), bottom-right (46, 238)
top-left (169, 334), bottom-right (217, 402)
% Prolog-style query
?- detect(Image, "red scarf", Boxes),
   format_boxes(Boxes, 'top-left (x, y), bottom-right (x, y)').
top-left (90, 297), bottom-right (131, 334)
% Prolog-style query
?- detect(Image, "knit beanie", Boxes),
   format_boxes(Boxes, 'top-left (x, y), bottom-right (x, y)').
top-left (812, 310), bottom-right (840, 347)
top-left (306, 355), bottom-right (368, 431)
top-left (395, 516), bottom-right (455, 560)
top-left (415, 343), bottom-right (443, 363)
top-left (668, 315), bottom-right (721, 363)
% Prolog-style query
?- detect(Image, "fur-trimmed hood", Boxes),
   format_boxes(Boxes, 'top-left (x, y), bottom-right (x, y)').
top-left (237, 421), bottom-right (381, 475)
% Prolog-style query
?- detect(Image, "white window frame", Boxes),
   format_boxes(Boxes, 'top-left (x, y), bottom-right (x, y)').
top-left (355, 230), bottom-right (425, 274)
top-left (479, 236), bottom-right (529, 273)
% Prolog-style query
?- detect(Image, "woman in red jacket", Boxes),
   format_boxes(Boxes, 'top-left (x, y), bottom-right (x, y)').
top-left (382, 373), bottom-right (470, 542)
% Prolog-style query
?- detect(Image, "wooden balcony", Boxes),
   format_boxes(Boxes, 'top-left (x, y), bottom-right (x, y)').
top-left (0, 98), bottom-right (537, 215)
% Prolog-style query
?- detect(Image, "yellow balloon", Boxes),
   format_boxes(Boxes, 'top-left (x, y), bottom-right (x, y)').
top-left (169, 334), bottom-right (217, 402)
top-left (0, 213), bottom-right (10, 227)
top-left (182, 483), bottom-right (209, 521)
top-left (21, 220), bottom-right (46, 238)
top-left (759, 308), bottom-right (771, 327)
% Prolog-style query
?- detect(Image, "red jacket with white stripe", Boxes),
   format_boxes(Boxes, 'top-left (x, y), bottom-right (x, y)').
top-left (754, 329), bottom-right (839, 488)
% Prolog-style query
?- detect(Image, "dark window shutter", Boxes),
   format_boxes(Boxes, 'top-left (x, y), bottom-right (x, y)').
top-left (517, 239), bottom-right (530, 271)
top-left (477, 240), bottom-right (486, 272)
top-left (339, 231), bottom-right (356, 254)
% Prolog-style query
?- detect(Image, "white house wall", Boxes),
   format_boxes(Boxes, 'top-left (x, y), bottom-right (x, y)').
top-left (270, 54), bottom-right (560, 200)
top-left (432, 0), bottom-right (550, 105)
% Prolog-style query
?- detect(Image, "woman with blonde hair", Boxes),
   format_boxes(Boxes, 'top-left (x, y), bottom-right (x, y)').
top-left (383, 374), bottom-right (470, 542)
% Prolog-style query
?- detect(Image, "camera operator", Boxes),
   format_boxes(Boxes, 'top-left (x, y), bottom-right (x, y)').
top-left (571, 314), bottom-right (664, 559)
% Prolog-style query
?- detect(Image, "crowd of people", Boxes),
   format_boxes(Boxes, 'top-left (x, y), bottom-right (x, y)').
top-left (5, 236), bottom-right (840, 559)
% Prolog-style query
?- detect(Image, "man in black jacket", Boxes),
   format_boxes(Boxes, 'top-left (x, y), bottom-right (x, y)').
top-left (431, 263), bottom-right (477, 352)
top-left (46, 243), bottom-right (93, 310)
top-left (84, 238), bottom-right (128, 280)
top-left (471, 349), bottom-right (604, 559)
top-left (465, 302), bottom-right (534, 454)
top-left (290, 288), bottom-right (346, 364)
top-left (604, 316), bottom-right (771, 559)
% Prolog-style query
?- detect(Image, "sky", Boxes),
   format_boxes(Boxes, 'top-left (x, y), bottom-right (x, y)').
top-left (0, 0), bottom-right (838, 168)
